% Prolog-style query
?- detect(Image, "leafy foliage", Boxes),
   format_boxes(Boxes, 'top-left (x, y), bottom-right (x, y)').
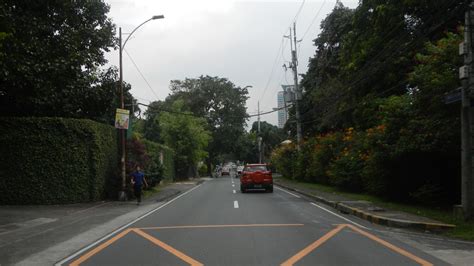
top-left (276, 1), bottom-right (466, 205)
top-left (158, 100), bottom-right (211, 179)
top-left (0, 117), bottom-right (118, 204)
top-left (249, 121), bottom-right (286, 162)
top-left (0, 0), bottom-right (117, 119)
top-left (167, 76), bottom-right (249, 164)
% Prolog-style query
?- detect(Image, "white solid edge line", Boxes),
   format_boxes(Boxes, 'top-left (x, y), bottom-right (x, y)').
top-left (275, 187), bottom-right (301, 198)
top-left (55, 183), bottom-right (203, 266)
top-left (234, 200), bottom-right (239, 208)
top-left (310, 202), bottom-right (368, 229)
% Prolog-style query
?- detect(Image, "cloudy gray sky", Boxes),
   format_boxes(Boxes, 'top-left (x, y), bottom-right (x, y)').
top-left (104, 0), bottom-right (358, 127)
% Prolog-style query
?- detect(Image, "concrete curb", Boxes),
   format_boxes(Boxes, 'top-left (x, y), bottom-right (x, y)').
top-left (274, 181), bottom-right (455, 232)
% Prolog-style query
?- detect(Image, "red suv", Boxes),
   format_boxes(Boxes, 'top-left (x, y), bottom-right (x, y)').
top-left (240, 164), bottom-right (273, 193)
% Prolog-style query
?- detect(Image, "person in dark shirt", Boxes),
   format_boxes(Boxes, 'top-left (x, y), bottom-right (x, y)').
top-left (131, 165), bottom-right (148, 205)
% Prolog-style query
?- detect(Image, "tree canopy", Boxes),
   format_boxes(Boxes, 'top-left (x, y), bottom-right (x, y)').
top-left (158, 100), bottom-right (211, 179)
top-left (0, 0), bottom-right (117, 119)
top-left (274, 0), bottom-right (467, 205)
top-left (297, 0), bottom-right (467, 134)
top-left (167, 76), bottom-right (249, 162)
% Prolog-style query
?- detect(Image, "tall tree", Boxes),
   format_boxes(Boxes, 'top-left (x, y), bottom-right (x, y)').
top-left (250, 121), bottom-right (286, 162)
top-left (0, 0), bottom-right (116, 118)
top-left (299, 2), bottom-right (355, 133)
top-left (167, 75), bottom-right (249, 171)
top-left (298, 0), bottom-right (467, 136)
top-left (143, 101), bottom-right (167, 143)
top-left (159, 100), bottom-right (211, 179)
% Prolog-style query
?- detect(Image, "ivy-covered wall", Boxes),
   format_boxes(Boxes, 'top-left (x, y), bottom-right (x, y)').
top-left (0, 117), bottom-right (118, 204)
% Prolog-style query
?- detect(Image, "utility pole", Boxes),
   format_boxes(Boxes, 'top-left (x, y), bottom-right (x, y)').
top-left (118, 27), bottom-right (127, 201)
top-left (459, 2), bottom-right (474, 220)
top-left (288, 22), bottom-right (302, 150)
top-left (116, 15), bottom-right (164, 201)
top-left (258, 101), bottom-right (262, 163)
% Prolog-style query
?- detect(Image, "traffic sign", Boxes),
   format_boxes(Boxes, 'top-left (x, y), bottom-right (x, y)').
top-left (444, 87), bottom-right (462, 104)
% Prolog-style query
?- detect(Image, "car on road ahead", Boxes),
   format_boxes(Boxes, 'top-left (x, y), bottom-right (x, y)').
top-left (240, 164), bottom-right (273, 193)
top-left (221, 166), bottom-right (230, 176)
top-left (237, 165), bottom-right (244, 176)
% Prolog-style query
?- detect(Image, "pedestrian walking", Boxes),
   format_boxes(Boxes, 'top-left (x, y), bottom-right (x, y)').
top-left (131, 165), bottom-right (148, 205)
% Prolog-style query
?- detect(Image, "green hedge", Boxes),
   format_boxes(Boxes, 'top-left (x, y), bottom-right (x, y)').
top-left (142, 139), bottom-right (175, 181)
top-left (0, 117), bottom-right (118, 204)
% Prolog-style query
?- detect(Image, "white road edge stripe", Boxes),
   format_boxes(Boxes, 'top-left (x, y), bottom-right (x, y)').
top-left (234, 200), bottom-right (239, 208)
top-left (233, 190), bottom-right (236, 194)
top-left (274, 185), bottom-right (368, 230)
top-left (55, 184), bottom-right (203, 265)
top-left (275, 187), bottom-right (301, 198)
top-left (310, 202), bottom-right (368, 229)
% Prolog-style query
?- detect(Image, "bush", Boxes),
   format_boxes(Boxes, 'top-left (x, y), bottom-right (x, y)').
top-left (198, 164), bottom-right (207, 177)
top-left (0, 117), bottom-right (118, 204)
top-left (273, 95), bottom-right (460, 206)
top-left (310, 132), bottom-right (343, 185)
top-left (127, 138), bottom-right (175, 188)
top-left (271, 143), bottom-right (297, 179)
top-left (315, 129), bottom-right (361, 191)
top-left (142, 139), bottom-right (174, 182)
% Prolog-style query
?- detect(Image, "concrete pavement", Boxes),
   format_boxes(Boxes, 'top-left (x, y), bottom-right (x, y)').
top-left (57, 173), bottom-right (474, 265)
top-left (273, 177), bottom-right (455, 232)
top-left (0, 181), bottom-right (200, 266)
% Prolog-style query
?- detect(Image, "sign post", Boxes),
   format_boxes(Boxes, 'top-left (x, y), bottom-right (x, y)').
top-left (115, 108), bottom-right (130, 130)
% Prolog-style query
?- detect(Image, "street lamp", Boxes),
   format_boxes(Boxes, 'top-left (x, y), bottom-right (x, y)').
top-left (118, 15), bottom-right (164, 201)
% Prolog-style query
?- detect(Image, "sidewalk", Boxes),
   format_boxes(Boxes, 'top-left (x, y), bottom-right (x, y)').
top-left (274, 177), bottom-right (455, 232)
top-left (0, 179), bottom-right (204, 266)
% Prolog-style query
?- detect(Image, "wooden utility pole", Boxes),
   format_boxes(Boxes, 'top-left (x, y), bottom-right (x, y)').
top-left (459, 1), bottom-right (474, 220)
top-left (289, 23), bottom-right (302, 150)
top-left (258, 101), bottom-right (262, 163)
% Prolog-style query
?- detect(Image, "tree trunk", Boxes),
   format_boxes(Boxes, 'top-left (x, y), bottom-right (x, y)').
top-left (206, 156), bottom-right (213, 177)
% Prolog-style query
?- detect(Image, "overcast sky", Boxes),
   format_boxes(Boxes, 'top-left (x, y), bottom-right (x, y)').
top-left (104, 0), bottom-right (358, 128)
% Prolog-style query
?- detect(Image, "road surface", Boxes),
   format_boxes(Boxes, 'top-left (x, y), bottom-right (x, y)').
top-left (59, 173), bottom-right (450, 266)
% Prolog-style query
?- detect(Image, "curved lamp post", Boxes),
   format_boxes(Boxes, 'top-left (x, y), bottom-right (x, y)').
top-left (118, 15), bottom-right (164, 200)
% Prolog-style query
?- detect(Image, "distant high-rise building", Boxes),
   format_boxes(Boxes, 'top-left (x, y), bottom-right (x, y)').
top-left (277, 85), bottom-right (294, 128)
top-left (277, 92), bottom-right (286, 128)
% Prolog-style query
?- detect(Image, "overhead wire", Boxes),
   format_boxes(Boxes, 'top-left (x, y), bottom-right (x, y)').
top-left (139, 101), bottom-right (288, 119)
top-left (259, 34), bottom-right (288, 101)
top-left (292, 0), bottom-right (307, 23)
top-left (296, 0), bottom-right (328, 62)
top-left (311, 0), bottom-right (459, 102)
top-left (287, 0), bottom-right (463, 127)
top-left (300, 0), bottom-right (328, 42)
top-left (124, 49), bottom-right (160, 100)
top-left (258, 0), bottom-right (311, 102)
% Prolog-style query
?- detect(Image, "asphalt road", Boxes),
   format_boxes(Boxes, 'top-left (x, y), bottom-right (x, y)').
top-left (59, 173), bottom-right (450, 266)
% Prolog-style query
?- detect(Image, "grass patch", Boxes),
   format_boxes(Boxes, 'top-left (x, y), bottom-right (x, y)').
top-left (276, 177), bottom-right (474, 241)
top-left (143, 185), bottom-right (163, 199)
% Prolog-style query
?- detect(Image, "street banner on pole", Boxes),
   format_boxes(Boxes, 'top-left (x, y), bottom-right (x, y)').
top-left (115, 108), bottom-right (130, 129)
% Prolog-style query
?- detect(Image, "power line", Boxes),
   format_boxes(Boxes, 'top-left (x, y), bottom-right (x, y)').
top-left (259, 0), bottom-right (308, 102)
top-left (293, 0), bottom-right (306, 23)
top-left (259, 35), bottom-right (287, 100)
top-left (288, 0), bottom-right (463, 128)
top-left (295, 0), bottom-right (328, 62)
top-left (137, 101), bottom-right (287, 119)
top-left (302, 0), bottom-right (461, 113)
top-left (300, 0), bottom-right (328, 41)
top-left (123, 49), bottom-right (160, 100)
top-left (294, 4), bottom-right (463, 126)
